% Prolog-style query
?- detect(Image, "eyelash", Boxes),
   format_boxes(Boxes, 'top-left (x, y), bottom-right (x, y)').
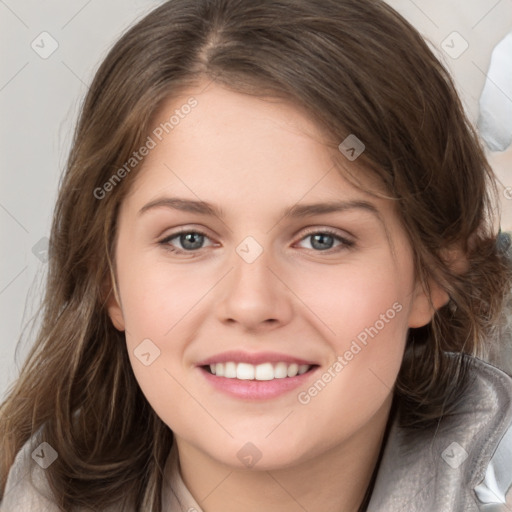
top-left (158, 227), bottom-right (355, 256)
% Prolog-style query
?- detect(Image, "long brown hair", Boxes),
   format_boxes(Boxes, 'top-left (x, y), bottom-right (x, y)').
top-left (1, 0), bottom-right (511, 509)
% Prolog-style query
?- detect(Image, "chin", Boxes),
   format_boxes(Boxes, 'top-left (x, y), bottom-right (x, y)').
top-left (202, 436), bottom-right (313, 471)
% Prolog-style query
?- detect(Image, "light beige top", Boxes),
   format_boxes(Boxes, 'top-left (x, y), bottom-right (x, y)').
top-left (162, 443), bottom-right (203, 512)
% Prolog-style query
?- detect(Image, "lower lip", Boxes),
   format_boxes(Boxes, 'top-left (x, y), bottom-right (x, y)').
top-left (199, 366), bottom-right (318, 400)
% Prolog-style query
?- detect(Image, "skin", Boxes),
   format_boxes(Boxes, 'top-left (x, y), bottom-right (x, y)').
top-left (107, 82), bottom-right (448, 512)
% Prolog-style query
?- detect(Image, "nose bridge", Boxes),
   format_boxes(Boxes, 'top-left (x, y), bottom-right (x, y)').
top-left (234, 234), bottom-right (267, 270)
top-left (230, 235), bottom-right (277, 297)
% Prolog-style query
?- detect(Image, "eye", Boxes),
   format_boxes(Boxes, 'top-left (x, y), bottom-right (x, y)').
top-left (159, 230), bottom-right (215, 254)
top-left (296, 229), bottom-right (354, 252)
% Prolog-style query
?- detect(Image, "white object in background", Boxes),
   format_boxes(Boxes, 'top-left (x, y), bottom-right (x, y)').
top-left (478, 32), bottom-right (512, 152)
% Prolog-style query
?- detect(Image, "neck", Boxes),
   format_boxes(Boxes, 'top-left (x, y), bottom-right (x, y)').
top-left (175, 396), bottom-right (393, 512)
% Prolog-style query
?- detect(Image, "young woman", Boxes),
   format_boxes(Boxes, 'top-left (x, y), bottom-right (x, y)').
top-left (1, 0), bottom-right (511, 510)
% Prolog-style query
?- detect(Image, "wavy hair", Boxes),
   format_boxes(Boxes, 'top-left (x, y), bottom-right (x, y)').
top-left (1, 0), bottom-right (511, 509)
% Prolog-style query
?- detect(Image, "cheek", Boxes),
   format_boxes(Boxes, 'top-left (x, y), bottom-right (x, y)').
top-left (289, 255), bottom-right (411, 420)
top-left (117, 255), bottom-right (208, 342)
top-left (117, 258), bottom-right (208, 428)
top-left (113, 251), bottom-right (187, 379)
top-left (292, 253), bottom-right (411, 347)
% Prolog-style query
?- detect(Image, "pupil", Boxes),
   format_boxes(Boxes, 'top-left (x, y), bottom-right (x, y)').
top-left (311, 234), bottom-right (333, 250)
top-left (181, 233), bottom-right (203, 250)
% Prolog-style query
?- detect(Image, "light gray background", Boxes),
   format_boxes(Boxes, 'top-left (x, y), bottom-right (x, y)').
top-left (1, 0), bottom-right (511, 400)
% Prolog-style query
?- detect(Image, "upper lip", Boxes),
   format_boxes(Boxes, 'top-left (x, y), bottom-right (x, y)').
top-left (196, 350), bottom-right (317, 366)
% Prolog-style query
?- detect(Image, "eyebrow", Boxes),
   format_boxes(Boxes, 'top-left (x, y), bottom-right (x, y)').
top-left (138, 197), bottom-right (381, 221)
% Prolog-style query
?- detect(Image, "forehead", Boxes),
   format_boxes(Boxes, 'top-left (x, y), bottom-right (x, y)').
top-left (127, 83), bottom-right (390, 211)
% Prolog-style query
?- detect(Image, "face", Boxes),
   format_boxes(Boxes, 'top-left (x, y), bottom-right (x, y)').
top-left (107, 82), bottom-right (444, 470)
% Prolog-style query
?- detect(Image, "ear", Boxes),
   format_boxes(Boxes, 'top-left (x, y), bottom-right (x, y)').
top-left (407, 246), bottom-right (467, 328)
top-left (102, 270), bottom-right (126, 332)
top-left (407, 277), bottom-right (449, 328)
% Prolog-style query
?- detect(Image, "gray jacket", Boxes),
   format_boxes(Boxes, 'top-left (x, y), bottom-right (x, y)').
top-left (1, 356), bottom-right (511, 511)
top-left (367, 356), bottom-right (512, 511)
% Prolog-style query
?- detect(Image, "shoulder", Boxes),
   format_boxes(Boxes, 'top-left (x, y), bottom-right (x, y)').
top-left (1, 433), bottom-right (136, 512)
top-left (469, 357), bottom-right (512, 507)
top-left (368, 355), bottom-right (512, 512)
top-left (0, 432), bottom-right (60, 512)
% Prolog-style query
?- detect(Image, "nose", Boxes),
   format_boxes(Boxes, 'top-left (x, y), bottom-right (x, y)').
top-left (215, 245), bottom-right (294, 332)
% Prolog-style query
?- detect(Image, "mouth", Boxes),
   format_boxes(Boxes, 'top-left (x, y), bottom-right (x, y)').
top-left (198, 357), bottom-right (319, 400)
top-left (202, 361), bottom-right (317, 380)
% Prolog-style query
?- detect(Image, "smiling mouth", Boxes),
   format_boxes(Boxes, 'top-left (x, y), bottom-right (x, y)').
top-left (202, 362), bottom-right (318, 381)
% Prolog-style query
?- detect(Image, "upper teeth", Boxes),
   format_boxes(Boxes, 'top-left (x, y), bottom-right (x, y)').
top-left (209, 362), bottom-right (311, 380)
